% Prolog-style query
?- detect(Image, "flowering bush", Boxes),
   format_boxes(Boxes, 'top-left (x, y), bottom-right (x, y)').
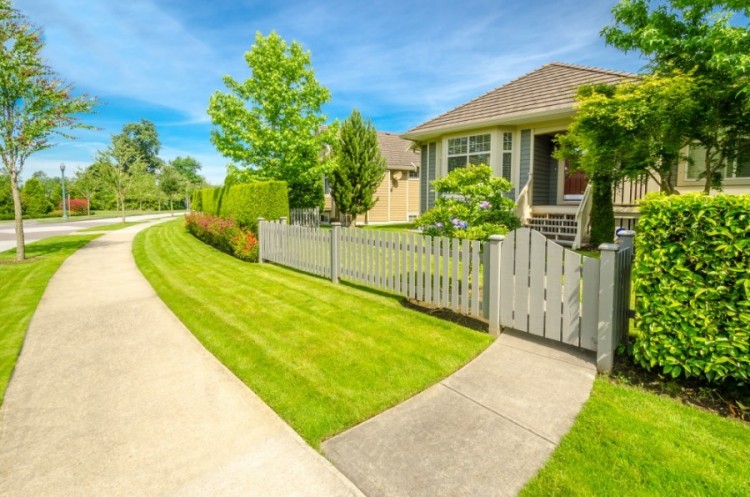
top-left (58, 198), bottom-right (88, 215)
top-left (185, 213), bottom-right (258, 262)
top-left (416, 164), bottom-right (521, 240)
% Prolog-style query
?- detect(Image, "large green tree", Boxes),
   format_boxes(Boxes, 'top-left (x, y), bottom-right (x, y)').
top-left (158, 164), bottom-right (184, 215)
top-left (208, 31), bottom-right (331, 208)
top-left (20, 176), bottom-right (49, 217)
top-left (602, 0), bottom-right (750, 193)
top-left (170, 156), bottom-right (204, 210)
top-left (71, 166), bottom-right (99, 216)
top-left (0, 0), bottom-right (96, 260)
top-left (0, 173), bottom-right (12, 219)
top-left (112, 119), bottom-right (162, 173)
top-left (329, 110), bottom-right (386, 226)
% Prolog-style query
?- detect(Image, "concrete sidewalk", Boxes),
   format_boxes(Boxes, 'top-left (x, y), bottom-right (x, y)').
top-left (323, 330), bottom-right (596, 497)
top-left (0, 221), bottom-right (363, 497)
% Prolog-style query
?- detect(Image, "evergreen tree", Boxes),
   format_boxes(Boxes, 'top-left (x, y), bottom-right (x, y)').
top-left (21, 177), bottom-right (50, 216)
top-left (329, 110), bottom-right (386, 226)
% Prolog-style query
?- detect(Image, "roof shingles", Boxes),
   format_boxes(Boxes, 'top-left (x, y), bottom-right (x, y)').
top-left (405, 62), bottom-right (635, 136)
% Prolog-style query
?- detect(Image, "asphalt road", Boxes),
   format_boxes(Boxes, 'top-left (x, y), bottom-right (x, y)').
top-left (0, 213), bottom-right (180, 253)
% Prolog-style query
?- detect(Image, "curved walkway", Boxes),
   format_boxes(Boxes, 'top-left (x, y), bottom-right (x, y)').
top-left (323, 330), bottom-right (596, 497)
top-left (0, 221), bottom-right (363, 497)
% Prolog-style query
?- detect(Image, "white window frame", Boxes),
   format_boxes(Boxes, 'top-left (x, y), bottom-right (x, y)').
top-left (446, 133), bottom-right (491, 172)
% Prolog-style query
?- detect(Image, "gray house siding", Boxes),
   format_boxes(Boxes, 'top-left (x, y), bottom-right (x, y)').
top-left (519, 129), bottom-right (531, 193)
top-left (532, 135), bottom-right (557, 205)
top-left (420, 142), bottom-right (437, 213)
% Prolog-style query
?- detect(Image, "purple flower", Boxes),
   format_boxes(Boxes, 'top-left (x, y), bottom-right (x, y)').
top-left (436, 222), bottom-right (443, 228)
top-left (479, 201), bottom-right (491, 209)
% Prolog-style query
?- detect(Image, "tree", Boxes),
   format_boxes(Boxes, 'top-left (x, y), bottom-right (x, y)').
top-left (112, 119), bottom-right (162, 173)
top-left (93, 148), bottom-right (137, 223)
top-left (72, 166), bottom-right (99, 216)
top-left (555, 75), bottom-right (702, 245)
top-left (20, 176), bottom-right (49, 216)
top-left (158, 164), bottom-right (184, 215)
top-left (170, 156), bottom-right (204, 210)
top-left (0, 0), bottom-right (96, 260)
top-left (129, 161), bottom-right (157, 211)
top-left (328, 110), bottom-right (386, 226)
top-left (208, 31), bottom-right (331, 208)
top-left (416, 164), bottom-right (520, 241)
top-left (602, 0), bottom-right (750, 193)
top-left (0, 173), bottom-right (12, 219)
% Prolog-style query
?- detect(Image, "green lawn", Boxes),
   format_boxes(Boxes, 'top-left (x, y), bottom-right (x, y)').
top-left (361, 222), bottom-right (418, 232)
top-left (78, 221), bottom-right (146, 232)
top-left (521, 378), bottom-right (750, 496)
top-left (133, 220), bottom-right (493, 448)
top-left (0, 235), bottom-right (99, 405)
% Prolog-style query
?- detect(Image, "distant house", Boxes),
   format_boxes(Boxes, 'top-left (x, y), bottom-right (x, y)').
top-left (324, 132), bottom-right (420, 225)
top-left (402, 62), bottom-right (750, 247)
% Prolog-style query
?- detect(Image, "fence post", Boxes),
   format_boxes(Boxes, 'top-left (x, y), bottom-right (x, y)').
top-left (618, 229), bottom-right (635, 252)
top-left (280, 216), bottom-right (287, 225)
top-left (331, 222), bottom-right (341, 284)
top-left (482, 243), bottom-right (490, 319)
top-left (597, 243), bottom-right (619, 372)
top-left (257, 218), bottom-right (265, 264)
top-left (487, 235), bottom-right (504, 336)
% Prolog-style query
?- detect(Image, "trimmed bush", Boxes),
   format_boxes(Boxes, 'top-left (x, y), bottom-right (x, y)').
top-left (59, 198), bottom-right (88, 215)
top-left (185, 213), bottom-right (258, 262)
top-left (191, 190), bottom-right (202, 212)
top-left (196, 181), bottom-right (289, 232)
top-left (633, 193), bottom-right (750, 384)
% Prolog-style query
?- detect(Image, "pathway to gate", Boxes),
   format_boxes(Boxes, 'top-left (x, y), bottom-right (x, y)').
top-left (324, 329), bottom-right (597, 497)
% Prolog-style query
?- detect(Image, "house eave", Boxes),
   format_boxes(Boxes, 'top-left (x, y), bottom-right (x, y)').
top-left (401, 106), bottom-right (575, 142)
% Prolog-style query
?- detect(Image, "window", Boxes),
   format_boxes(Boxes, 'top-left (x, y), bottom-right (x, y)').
top-left (687, 143), bottom-right (750, 180)
top-left (447, 134), bottom-right (490, 172)
top-left (501, 132), bottom-right (512, 181)
top-left (409, 168), bottom-right (419, 179)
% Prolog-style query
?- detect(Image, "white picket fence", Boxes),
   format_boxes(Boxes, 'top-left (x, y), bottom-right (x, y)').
top-left (289, 207), bottom-right (320, 228)
top-left (260, 220), bottom-right (485, 318)
top-left (258, 220), bottom-right (634, 371)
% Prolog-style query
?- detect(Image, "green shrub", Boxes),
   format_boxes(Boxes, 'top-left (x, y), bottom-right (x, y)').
top-left (191, 189), bottom-right (203, 212)
top-left (184, 213), bottom-right (258, 262)
top-left (416, 164), bottom-right (520, 240)
top-left (197, 181), bottom-right (289, 232)
top-left (633, 193), bottom-right (750, 384)
top-left (219, 181), bottom-right (289, 232)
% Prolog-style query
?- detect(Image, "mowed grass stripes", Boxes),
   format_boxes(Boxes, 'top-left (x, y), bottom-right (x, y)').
top-left (133, 220), bottom-right (492, 448)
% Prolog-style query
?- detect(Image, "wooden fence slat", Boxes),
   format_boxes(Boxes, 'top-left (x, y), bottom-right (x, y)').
top-left (461, 240), bottom-right (469, 314)
top-left (408, 234), bottom-right (415, 299)
top-left (514, 229), bottom-right (530, 332)
top-left (471, 241), bottom-right (480, 317)
top-left (432, 236), bottom-right (440, 305)
top-left (451, 238), bottom-right (460, 311)
top-left (563, 250), bottom-right (583, 347)
top-left (418, 235), bottom-right (426, 301)
top-left (528, 234), bottom-right (546, 337)
top-left (442, 237), bottom-right (450, 308)
top-left (499, 233), bottom-right (515, 326)
top-left (545, 242), bottom-right (564, 341)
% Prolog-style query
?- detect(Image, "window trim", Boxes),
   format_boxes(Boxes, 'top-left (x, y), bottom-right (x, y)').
top-left (446, 133), bottom-right (492, 172)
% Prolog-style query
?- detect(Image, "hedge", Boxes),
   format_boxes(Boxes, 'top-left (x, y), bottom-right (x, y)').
top-left (196, 181), bottom-right (289, 232)
top-left (191, 189), bottom-right (202, 212)
top-left (185, 213), bottom-right (258, 262)
top-left (633, 193), bottom-right (750, 384)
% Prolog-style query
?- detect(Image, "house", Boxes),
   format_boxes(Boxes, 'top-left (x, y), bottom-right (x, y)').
top-left (324, 132), bottom-right (420, 225)
top-left (402, 62), bottom-right (750, 247)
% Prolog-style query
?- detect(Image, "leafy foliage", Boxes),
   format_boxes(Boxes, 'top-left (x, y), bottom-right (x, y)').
top-left (602, 0), bottom-right (750, 193)
top-left (633, 193), bottom-right (750, 384)
top-left (0, 0), bottom-right (97, 259)
top-left (197, 181), bottom-right (289, 233)
top-left (416, 164), bottom-right (520, 240)
top-left (111, 119), bottom-right (162, 173)
top-left (185, 213), bottom-right (258, 262)
top-left (20, 176), bottom-right (50, 216)
top-left (208, 31), bottom-right (331, 208)
top-left (329, 110), bottom-right (386, 226)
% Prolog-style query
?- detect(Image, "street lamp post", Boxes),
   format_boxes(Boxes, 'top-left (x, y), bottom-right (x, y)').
top-left (60, 163), bottom-right (68, 220)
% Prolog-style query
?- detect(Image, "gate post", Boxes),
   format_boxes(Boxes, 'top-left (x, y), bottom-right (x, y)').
top-left (596, 243), bottom-right (619, 372)
top-left (487, 234), bottom-right (504, 336)
top-left (257, 218), bottom-right (265, 263)
top-left (331, 222), bottom-right (341, 284)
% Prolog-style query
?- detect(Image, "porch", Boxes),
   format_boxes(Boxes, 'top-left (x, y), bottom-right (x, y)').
top-left (518, 133), bottom-right (655, 248)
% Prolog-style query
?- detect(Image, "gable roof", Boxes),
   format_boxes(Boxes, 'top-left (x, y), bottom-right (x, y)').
top-left (403, 62), bottom-right (636, 139)
top-left (378, 132), bottom-right (419, 171)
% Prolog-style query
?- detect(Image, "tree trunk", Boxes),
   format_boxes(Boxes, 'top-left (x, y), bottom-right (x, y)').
top-left (86, 196), bottom-right (91, 216)
top-left (170, 199), bottom-right (173, 216)
top-left (9, 171), bottom-right (25, 261)
top-left (120, 196), bottom-right (126, 223)
top-left (589, 174), bottom-right (615, 247)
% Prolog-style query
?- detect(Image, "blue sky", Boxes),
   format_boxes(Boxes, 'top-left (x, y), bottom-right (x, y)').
top-left (16, 0), bottom-right (644, 184)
